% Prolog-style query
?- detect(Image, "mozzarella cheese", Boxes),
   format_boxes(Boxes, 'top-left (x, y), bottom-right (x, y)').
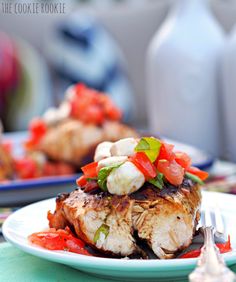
top-left (97, 156), bottom-right (128, 171)
top-left (110, 138), bottom-right (138, 157)
top-left (107, 161), bottom-right (145, 195)
top-left (94, 141), bottom-right (113, 162)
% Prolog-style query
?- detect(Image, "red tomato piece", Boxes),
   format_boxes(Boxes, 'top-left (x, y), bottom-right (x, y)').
top-left (82, 106), bottom-right (105, 125)
top-left (28, 228), bottom-right (91, 256)
top-left (76, 175), bottom-right (87, 187)
top-left (157, 159), bottom-right (184, 186)
top-left (2, 140), bottom-right (12, 154)
top-left (14, 158), bottom-right (38, 179)
top-left (179, 249), bottom-right (201, 259)
top-left (43, 162), bottom-right (57, 177)
top-left (29, 118), bottom-right (47, 138)
top-left (156, 143), bottom-right (175, 164)
top-left (55, 162), bottom-right (75, 176)
top-left (24, 136), bottom-right (39, 150)
top-left (130, 152), bottom-right (157, 180)
top-left (180, 235), bottom-right (231, 259)
top-left (175, 152), bottom-right (192, 169)
top-left (103, 99), bottom-right (122, 121)
top-left (216, 235), bottom-right (232, 253)
top-left (186, 166), bottom-right (209, 181)
top-left (81, 162), bottom-right (98, 178)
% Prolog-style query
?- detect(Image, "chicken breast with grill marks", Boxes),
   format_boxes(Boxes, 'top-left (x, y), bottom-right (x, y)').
top-left (48, 178), bottom-right (201, 259)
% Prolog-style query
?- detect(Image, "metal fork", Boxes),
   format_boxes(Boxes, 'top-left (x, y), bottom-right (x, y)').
top-left (189, 204), bottom-right (236, 282)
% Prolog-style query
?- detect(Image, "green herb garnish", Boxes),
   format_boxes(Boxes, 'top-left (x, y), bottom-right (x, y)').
top-left (86, 177), bottom-right (98, 182)
top-left (148, 172), bottom-right (164, 189)
top-left (93, 224), bottom-right (110, 243)
top-left (185, 172), bottom-right (204, 185)
top-left (97, 163), bottom-right (123, 191)
top-left (135, 137), bottom-right (161, 162)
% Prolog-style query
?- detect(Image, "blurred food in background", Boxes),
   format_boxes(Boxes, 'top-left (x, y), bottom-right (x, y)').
top-left (24, 83), bottom-right (139, 169)
top-left (0, 123), bottom-right (14, 181)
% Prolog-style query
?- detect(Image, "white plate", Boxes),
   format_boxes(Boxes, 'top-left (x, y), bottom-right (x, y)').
top-left (3, 191), bottom-right (236, 281)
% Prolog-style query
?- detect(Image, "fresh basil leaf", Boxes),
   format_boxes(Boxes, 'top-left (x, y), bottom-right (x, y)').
top-left (135, 137), bottom-right (162, 162)
top-left (149, 173), bottom-right (164, 189)
top-left (94, 224), bottom-right (110, 243)
top-left (185, 172), bottom-right (204, 185)
top-left (86, 177), bottom-right (98, 182)
top-left (97, 163), bottom-right (123, 191)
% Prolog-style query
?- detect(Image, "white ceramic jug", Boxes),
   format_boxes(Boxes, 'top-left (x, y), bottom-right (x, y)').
top-left (222, 25), bottom-right (236, 162)
top-left (146, 0), bottom-right (225, 156)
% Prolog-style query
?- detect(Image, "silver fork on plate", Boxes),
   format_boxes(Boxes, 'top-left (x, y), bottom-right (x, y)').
top-left (189, 204), bottom-right (236, 282)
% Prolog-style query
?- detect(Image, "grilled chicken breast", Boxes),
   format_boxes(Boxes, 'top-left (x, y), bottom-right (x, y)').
top-left (38, 119), bottom-right (139, 166)
top-left (48, 179), bottom-right (201, 259)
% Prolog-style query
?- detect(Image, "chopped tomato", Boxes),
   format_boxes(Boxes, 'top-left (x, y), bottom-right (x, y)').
top-left (175, 152), bottom-right (191, 169)
top-left (55, 163), bottom-right (75, 176)
top-left (2, 140), bottom-right (12, 154)
top-left (130, 152), bottom-right (157, 180)
top-left (217, 235), bottom-right (232, 253)
top-left (179, 249), bottom-right (201, 259)
top-left (76, 175), bottom-right (87, 187)
top-left (14, 158), bottom-right (38, 179)
top-left (28, 227), bottom-right (91, 256)
top-left (81, 162), bottom-right (98, 178)
top-left (69, 83), bottom-right (122, 125)
top-left (186, 166), bottom-right (209, 181)
top-left (180, 235), bottom-right (232, 258)
top-left (82, 105), bottom-right (105, 125)
top-left (157, 159), bottom-right (184, 186)
top-left (24, 136), bottom-right (39, 150)
top-left (29, 118), bottom-right (47, 138)
top-left (43, 162), bottom-right (57, 177)
top-left (155, 143), bottom-right (175, 163)
top-left (103, 99), bottom-right (122, 121)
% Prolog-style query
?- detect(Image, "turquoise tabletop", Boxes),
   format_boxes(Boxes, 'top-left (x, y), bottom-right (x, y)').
top-left (0, 243), bottom-right (111, 282)
top-left (1, 242), bottom-right (236, 282)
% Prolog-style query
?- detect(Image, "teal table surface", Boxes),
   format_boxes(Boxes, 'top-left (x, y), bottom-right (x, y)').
top-left (1, 242), bottom-right (236, 282)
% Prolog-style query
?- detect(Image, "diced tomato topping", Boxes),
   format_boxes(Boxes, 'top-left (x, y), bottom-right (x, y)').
top-left (175, 152), bottom-right (191, 169)
top-left (55, 163), bottom-right (75, 176)
top-left (81, 162), bottom-right (98, 178)
top-left (28, 227), bottom-right (91, 256)
top-left (186, 166), bottom-right (209, 181)
top-left (157, 159), bottom-right (184, 186)
top-left (24, 136), bottom-right (39, 150)
top-left (14, 158), bottom-right (38, 179)
top-left (179, 249), bottom-right (201, 259)
top-left (69, 83), bottom-right (122, 125)
top-left (180, 235), bottom-right (232, 259)
top-left (29, 118), bottom-right (47, 139)
top-left (25, 118), bottom-right (47, 150)
top-left (155, 143), bottom-right (175, 163)
top-left (43, 162), bottom-right (57, 177)
top-left (76, 175), bottom-right (87, 187)
top-left (2, 140), bottom-right (12, 154)
top-left (130, 152), bottom-right (157, 180)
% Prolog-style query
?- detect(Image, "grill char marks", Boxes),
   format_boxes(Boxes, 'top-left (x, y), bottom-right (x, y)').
top-left (48, 179), bottom-right (201, 259)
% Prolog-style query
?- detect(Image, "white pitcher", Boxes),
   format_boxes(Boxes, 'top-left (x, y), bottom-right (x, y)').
top-left (146, 0), bottom-right (225, 156)
top-left (222, 25), bottom-right (236, 162)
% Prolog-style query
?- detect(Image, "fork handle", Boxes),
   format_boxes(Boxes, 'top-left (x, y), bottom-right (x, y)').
top-left (189, 226), bottom-right (236, 282)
